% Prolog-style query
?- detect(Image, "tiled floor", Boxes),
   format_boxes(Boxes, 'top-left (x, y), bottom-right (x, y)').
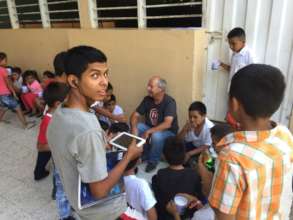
top-left (0, 111), bottom-right (292, 220)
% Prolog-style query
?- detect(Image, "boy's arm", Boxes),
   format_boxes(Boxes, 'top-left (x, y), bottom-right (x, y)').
top-left (197, 154), bottom-right (214, 197)
top-left (166, 201), bottom-right (181, 220)
top-left (147, 206), bottom-right (157, 220)
top-left (95, 107), bottom-right (127, 123)
top-left (89, 141), bottom-right (142, 198)
top-left (213, 208), bottom-right (235, 220)
top-left (208, 154), bottom-right (245, 219)
top-left (220, 62), bottom-right (231, 72)
top-left (3, 74), bottom-right (17, 97)
top-left (186, 145), bottom-right (209, 158)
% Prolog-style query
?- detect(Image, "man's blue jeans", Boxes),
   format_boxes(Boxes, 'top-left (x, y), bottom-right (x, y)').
top-left (137, 123), bottom-right (175, 164)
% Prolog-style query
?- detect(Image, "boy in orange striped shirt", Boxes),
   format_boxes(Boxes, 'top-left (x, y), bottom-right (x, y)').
top-left (205, 64), bottom-right (293, 220)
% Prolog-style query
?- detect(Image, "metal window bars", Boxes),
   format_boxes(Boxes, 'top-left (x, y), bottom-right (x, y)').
top-left (6, 0), bottom-right (79, 28)
top-left (46, 0), bottom-right (80, 27)
top-left (93, 0), bottom-right (202, 28)
top-left (0, 0), bottom-right (12, 28)
top-left (3, 0), bottom-right (202, 29)
top-left (13, 0), bottom-right (42, 27)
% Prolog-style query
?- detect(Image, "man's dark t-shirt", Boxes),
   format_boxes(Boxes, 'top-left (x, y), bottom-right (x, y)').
top-left (152, 167), bottom-right (205, 220)
top-left (136, 94), bottom-right (178, 134)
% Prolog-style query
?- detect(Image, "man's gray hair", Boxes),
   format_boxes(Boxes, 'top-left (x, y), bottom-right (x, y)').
top-left (157, 78), bottom-right (167, 91)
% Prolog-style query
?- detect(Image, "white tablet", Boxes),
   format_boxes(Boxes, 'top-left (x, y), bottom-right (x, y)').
top-left (109, 132), bottom-right (146, 151)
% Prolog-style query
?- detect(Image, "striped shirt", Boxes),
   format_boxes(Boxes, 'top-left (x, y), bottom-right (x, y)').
top-left (209, 124), bottom-right (293, 220)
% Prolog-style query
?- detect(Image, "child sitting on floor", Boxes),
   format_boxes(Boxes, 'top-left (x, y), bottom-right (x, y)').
top-left (21, 70), bottom-right (44, 117)
top-left (120, 158), bottom-right (157, 220)
top-left (177, 101), bottom-right (214, 166)
top-left (165, 124), bottom-right (233, 220)
top-left (99, 94), bottom-right (127, 126)
top-left (152, 137), bottom-right (205, 220)
top-left (41, 70), bottom-right (55, 89)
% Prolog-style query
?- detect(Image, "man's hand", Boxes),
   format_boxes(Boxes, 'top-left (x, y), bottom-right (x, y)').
top-left (142, 129), bottom-right (152, 140)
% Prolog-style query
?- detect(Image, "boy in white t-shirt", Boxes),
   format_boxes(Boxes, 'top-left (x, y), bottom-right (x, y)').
top-left (177, 101), bottom-right (214, 164)
top-left (219, 27), bottom-right (255, 85)
top-left (121, 158), bottom-right (157, 220)
top-left (100, 94), bottom-right (127, 125)
top-left (218, 27), bottom-right (254, 129)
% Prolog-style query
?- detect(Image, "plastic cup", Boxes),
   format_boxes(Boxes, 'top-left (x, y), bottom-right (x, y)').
top-left (174, 195), bottom-right (188, 215)
top-left (21, 86), bottom-right (28, 93)
top-left (211, 59), bottom-right (221, 70)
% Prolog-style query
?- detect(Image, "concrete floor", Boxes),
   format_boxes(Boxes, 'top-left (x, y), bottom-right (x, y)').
top-left (0, 111), bottom-right (292, 220)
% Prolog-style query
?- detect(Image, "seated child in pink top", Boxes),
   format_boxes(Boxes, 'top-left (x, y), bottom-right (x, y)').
top-left (21, 70), bottom-right (44, 117)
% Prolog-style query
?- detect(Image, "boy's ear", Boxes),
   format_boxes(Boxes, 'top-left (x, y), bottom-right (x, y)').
top-left (67, 75), bottom-right (79, 88)
top-left (54, 101), bottom-right (62, 108)
top-left (230, 97), bottom-right (239, 113)
top-left (228, 96), bottom-right (240, 120)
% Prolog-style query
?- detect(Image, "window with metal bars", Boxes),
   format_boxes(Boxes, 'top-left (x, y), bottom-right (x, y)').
top-left (96, 0), bottom-right (138, 28)
top-left (15, 0), bottom-right (42, 27)
top-left (13, 0), bottom-right (80, 28)
top-left (94, 0), bottom-right (202, 28)
top-left (0, 0), bottom-right (11, 28)
top-left (47, 0), bottom-right (80, 28)
top-left (146, 0), bottom-right (202, 28)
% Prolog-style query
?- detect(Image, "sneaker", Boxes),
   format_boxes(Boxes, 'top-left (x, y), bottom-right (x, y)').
top-left (34, 170), bottom-right (50, 181)
top-left (145, 162), bottom-right (157, 173)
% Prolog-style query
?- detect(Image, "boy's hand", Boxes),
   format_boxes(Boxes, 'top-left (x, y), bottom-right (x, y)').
top-left (184, 152), bottom-right (191, 163)
top-left (125, 140), bottom-right (143, 161)
top-left (198, 154), bottom-right (214, 196)
top-left (219, 62), bottom-right (231, 72)
top-left (177, 193), bottom-right (203, 209)
top-left (166, 201), bottom-right (180, 217)
top-left (198, 154), bottom-right (213, 178)
top-left (183, 120), bottom-right (193, 132)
